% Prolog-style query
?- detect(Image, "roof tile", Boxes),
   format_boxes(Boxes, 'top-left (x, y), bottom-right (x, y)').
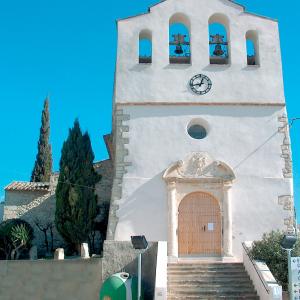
top-left (5, 181), bottom-right (50, 192)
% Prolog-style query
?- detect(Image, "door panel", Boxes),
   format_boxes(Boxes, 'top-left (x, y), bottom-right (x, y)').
top-left (178, 192), bottom-right (221, 256)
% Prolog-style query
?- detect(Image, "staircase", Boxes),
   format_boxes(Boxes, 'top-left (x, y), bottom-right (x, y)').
top-left (168, 262), bottom-right (259, 299)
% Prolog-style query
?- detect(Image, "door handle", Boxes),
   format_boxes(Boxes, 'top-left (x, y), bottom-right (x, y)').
top-left (203, 225), bottom-right (206, 232)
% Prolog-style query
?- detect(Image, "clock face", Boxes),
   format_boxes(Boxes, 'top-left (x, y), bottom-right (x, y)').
top-left (189, 74), bottom-right (212, 95)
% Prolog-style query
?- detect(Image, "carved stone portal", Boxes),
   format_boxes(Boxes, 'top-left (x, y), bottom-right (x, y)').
top-left (163, 152), bottom-right (235, 260)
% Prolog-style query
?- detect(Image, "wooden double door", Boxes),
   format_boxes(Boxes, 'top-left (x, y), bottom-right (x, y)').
top-left (178, 192), bottom-right (222, 256)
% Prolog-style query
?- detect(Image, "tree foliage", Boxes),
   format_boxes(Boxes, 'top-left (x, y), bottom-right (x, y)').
top-left (250, 231), bottom-right (300, 290)
top-left (55, 119), bottom-right (100, 248)
top-left (0, 219), bottom-right (34, 260)
top-left (34, 218), bottom-right (54, 253)
top-left (89, 202), bottom-right (110, 255)
top-left (31, 98), bottom-right (53, 182)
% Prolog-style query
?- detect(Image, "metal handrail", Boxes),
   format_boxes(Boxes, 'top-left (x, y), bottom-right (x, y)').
top-left (242, 242), bottom-right (270, 294)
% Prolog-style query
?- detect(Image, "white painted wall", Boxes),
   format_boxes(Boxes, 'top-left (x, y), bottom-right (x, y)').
top-left (111, 0), bottom-right (292, 260)
top-left (114, 105), bottom-right (293, 259)
top-left (243, 241), bottom-right (282, 300)
top-left (115, 0), bottom-right (284, 104)
top-left (154, 241), bottom-right (168, 300)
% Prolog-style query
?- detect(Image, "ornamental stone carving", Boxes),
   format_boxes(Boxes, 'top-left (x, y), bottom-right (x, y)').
top-left (179, 152), bottom-right (210, 177)
top-left (163, 152), bottom-right (235, 183)
top-left (163, 152), bottom-right (235, 259)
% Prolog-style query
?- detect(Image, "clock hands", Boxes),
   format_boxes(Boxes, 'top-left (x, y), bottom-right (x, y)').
top-left (189, 74), bottom-right (212, 95)
top-left (192, 78), bottom-right (205, 88)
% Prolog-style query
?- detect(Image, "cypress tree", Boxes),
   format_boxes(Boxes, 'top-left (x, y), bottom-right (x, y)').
top-left (31, 98), bottom-right (53, 182)
top-left (55, 119), bottom-right (100, 248)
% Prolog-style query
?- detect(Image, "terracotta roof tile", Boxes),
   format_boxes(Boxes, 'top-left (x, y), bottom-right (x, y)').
top-left (5, 181), bottom-right (50, 192)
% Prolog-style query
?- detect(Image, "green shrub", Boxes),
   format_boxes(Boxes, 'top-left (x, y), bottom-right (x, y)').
top-left (250, 231), bottom-right (300, 290)
top-left (0, 219), bottom-right (34, 260)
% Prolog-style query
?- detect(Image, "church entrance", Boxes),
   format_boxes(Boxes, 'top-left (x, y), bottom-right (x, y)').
top-left (178, 192), bottom-right (222, 256)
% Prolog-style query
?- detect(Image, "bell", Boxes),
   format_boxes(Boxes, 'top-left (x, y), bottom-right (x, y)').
top-left (175, 45), bottom-right (184, 55)
top-left (213, 44), bottom-right (224, 56)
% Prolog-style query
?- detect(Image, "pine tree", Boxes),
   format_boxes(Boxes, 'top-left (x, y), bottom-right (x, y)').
top-left (31, 98), bottom-right (53, 182)
top-left (55, 119), bottom-right (100, 247)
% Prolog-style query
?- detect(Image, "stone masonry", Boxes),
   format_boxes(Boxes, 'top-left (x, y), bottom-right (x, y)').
top-left (278, 113), bottom-right (293, 178)
top-left (2, 141), bottom-right (114, 254)
top-left (277, 114), bottom-right (295, 233)
top-left (3, 186), bottom-right (66, 254)
top-left (106, 107), bottom-right (131, 240)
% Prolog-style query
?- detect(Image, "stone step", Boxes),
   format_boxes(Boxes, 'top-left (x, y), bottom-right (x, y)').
top-left (169, 286), bottom-right (256, 292)
top-left (168, 294), bottom-right (259, 300)
top-left (168, 294), bottom-right (259, 299)
top-left (168, 268), bottom-right (246, 274)
top-left (168, 263), bottom-right (244, 268)
top-left (168, 273), bottom-right (250, 281)
top-left (168, 270), bottom-right (249, 276)
top-left (167, 263), bottom-right (258, 300)
top-left (168, 277), bottom-right (252, 285)
top-left (168, 282), bottom-right (254, 289)
top-left (168, 264), bottom-right (245, 270)
top-left (168, 291), bottom-right (258, 298)
top-left (168, 277), bottom-right (252, 284)
top-left (168, 267), bottom-right (245, 270)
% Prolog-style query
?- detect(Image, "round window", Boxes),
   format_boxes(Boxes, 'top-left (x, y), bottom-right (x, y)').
top-left (188, 124), bottom-right (207, 139)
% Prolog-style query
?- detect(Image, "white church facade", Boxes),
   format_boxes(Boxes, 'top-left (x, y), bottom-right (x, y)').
top-left (106, 0), bottom-right (295, 261)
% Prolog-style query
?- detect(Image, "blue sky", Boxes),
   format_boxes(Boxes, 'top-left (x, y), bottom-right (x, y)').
top-left (0, 0), bottom-right (299, 217)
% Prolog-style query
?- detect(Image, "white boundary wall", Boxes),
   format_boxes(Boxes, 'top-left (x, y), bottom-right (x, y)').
top-left (243, 241), bottom-right (282, 300)
top-left (154, 241), bottom-right (168, 300)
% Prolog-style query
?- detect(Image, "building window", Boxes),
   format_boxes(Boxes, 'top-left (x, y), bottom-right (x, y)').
top-left (188, 124), bottom-right (207, 140)
top-left (169, 13), bottom-right (191, 64)
top-left (246, 30), bottom-right (259, 66)
top-left (139, 30), bottom-right (152, 64)
top-left (209, 14), bottom-right (230, 65)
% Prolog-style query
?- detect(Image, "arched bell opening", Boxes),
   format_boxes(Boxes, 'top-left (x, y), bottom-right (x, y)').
top-left (169, 13), bottom-right (191, 64)
top-left (208, 13), bottom-right (230, 65)
top-left (246, 30), bottom-right (259, 66)
top-left (139, 29), bottom-right (152, 64)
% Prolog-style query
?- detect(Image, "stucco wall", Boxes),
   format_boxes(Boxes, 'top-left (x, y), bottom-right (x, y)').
top-left (112, 104), bottom-right (293, 259)
top-left (115, 0), bottom-right (284, 104)
top-left (0, 258), bottom-right (102, 300)
top-left (4, 190), bottom-right (49, 207)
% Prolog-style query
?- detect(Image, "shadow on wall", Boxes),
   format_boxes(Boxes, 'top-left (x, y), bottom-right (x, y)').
top-left (20, 194), bottom-right (66, 255)
top-left (128, 105), bottom-right (283, 119)
top-left (116, 172), bottom-right (168, 241)
top-left (102, 241), bottom-right (158, 300)
top-left (124, 243), bottom-right (158, 300)
top-left (8, 197), bottom-right (109, 256)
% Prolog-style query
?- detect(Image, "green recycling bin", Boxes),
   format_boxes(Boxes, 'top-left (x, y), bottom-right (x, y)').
top-left (100, 272), bottom-right (138, 300)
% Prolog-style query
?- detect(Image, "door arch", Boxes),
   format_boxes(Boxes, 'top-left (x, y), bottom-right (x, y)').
top-left (178, 192), bottom-right (222, 256)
